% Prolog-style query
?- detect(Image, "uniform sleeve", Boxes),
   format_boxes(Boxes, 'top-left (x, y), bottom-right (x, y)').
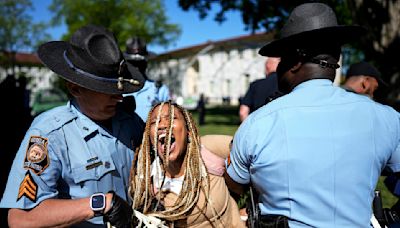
top-left (387, 143), bottom-right (400, 172)
top-left (385, 115), bottom-right (400, 173)
top-left (226, 119), bottom-right (252, 185)
top-left (241, 83), bottom-right (254, 106)
top-left (380, 110), bottom-right (400, 173)
top-left (158, 85), bottom-right (170, 102)
top-left (0, 128), bottom-right (62, 209)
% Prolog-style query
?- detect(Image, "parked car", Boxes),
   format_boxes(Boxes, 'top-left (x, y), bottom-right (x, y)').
top-left (31, 88), bottom-right (68, 116)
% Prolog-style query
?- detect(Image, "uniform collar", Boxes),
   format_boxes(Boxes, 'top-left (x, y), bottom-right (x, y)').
top-left (69, 100), bottom-right (132, 139)
top-left (139, 80), bottom-right (152, 91)
top-left (292, 79), bottom-right (333, 92)
top-left (69, 100), bottom-right (112, 138)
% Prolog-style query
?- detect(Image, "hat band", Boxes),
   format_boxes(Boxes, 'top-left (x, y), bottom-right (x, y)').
top-left (63, 51), bottom-right (140, 90)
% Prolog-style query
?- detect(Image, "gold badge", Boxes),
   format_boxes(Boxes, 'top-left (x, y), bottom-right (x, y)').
top-left (17, 171), bottom-right (38, 202)
top-left (24, 136), bottom-right (49, 175)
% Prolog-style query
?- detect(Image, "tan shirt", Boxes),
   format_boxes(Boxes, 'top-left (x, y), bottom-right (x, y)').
top-left (163, 174), bottom-right (245, 228)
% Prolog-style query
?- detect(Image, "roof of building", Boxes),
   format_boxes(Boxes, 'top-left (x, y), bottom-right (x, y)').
top-left (3, 32), bottom-right (275, 66)
top-left (1, 51), bottom-right (42, 66)
top-left (150, 32), bottom-right (275, 62)
top-left (15, 52), bottom-right (42, 65)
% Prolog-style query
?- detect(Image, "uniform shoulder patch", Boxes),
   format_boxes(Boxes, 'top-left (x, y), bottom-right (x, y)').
top-left (24, 136), bottom-right (50, 175)
top-left (17, 171), bottom-right (38, 202)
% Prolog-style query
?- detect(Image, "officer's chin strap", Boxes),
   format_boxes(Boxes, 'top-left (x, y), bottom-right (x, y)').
top-left (117, 60), bottom-right (141, 90)
top-left (296, 48), bottom-right (340, 70)
top-left (308, 58), bottom-right (340, 69)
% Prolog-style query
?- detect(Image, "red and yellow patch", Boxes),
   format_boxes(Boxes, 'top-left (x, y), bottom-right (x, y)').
top-left (17, 172), bottom-right (38, 202)
top-left (23, 136), bottom-right (49, 175)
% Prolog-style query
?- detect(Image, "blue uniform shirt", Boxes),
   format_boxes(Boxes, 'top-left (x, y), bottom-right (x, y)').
top-left (227, 79), bottom-right (400, 228)
top-left (0, 101), bottom-right (144, 226)
top-left (124, 80), bottom-right (170, 121)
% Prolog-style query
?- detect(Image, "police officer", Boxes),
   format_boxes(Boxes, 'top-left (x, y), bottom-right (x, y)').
top-left (0, 25), bottom-right (145, 227)
top-left (225, 3), bottom-right (400, 227)
top-left (123, 37), bottom-right (170, 121)
top-left (239, 57), bottom-right (281, 122)
top-left (342, 61), bottom-right (388, 99)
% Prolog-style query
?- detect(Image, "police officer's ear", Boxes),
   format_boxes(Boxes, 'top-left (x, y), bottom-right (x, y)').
top-left (360, 76), bottom-right (369, 91)
top-left (290, 62), bottom-right (303, 74)
top-left (66, 82), bottom-right (82, 97)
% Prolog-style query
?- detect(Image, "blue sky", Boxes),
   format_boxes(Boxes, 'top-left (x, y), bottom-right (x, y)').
top-left (31, 0), bottom-right (251, 54)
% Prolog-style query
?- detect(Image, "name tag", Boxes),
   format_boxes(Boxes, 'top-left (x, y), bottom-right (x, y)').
top-left (86, 161), bottom-right (103, 170)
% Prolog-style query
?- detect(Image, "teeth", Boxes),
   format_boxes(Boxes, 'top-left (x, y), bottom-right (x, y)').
top-left (158, 133), bottom-right (166, 140)
top-left (157, 133), bottom-right (175, 145)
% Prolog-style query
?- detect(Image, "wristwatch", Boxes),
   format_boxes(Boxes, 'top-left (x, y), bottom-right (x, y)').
top-left (90, 192), bottom-right (106, 217)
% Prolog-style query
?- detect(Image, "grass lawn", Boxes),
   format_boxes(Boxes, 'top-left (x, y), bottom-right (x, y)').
top-left (190, 105), bottom-right (240, 136)
top-left (189, 105), bottom-right (398, 208)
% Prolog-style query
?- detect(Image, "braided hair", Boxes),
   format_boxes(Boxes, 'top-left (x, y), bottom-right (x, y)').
top-left (129, 101), bottom-right (210, 223)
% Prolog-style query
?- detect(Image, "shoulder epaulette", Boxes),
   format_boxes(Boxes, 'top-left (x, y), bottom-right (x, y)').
top-left (31, 105), bottom-right (77, 134)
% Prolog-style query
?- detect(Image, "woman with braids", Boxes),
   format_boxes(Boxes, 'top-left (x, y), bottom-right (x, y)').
top-left (129, 101), bottom-right (244, 227)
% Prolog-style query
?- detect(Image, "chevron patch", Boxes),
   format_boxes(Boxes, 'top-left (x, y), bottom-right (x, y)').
top-left (17, 172), bottom-right (38, 202)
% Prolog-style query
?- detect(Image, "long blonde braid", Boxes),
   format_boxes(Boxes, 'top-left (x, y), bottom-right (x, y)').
top-left (129, 101), bottom-right (210, 223)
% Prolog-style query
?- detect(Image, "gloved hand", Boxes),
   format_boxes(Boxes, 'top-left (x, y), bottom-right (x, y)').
top-left (103, 191), bottom-right (133, 228)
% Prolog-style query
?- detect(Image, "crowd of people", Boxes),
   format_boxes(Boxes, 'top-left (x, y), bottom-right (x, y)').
top-left (1, 2), bottom-right (399, 228)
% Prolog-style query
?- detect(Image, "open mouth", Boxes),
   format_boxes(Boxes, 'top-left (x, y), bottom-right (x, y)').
top-left (158, 133), bottom-right (176, 154)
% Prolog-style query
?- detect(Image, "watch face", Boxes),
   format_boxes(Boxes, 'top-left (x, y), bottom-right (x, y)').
top-left (91, 193), bottom-right (105, 211)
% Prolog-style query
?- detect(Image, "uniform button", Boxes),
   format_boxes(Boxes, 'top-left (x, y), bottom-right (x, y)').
top-left (105, 161), bottom-right (110, 168)
top-left (83, 127), bottom-right (89, 131)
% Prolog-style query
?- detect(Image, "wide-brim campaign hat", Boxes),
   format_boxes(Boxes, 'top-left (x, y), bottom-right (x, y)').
top-left (124, 37), bottom-right (148, 61)
top-left (38, 25), bottom-right (145, 94)
top-left (259, 3), bottom-right (366, 57)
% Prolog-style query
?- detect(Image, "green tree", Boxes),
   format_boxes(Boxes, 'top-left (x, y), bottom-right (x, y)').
top-left (49, 0), bottom-right (181, 48)
top-left (347, 0), bottom-right (400, 105)
top-left (0, 0), bottom-right (50, 75)
top-left (178, 0), bottom-right (400, 105)
top-left (178, 0), bottom-right (354, 33)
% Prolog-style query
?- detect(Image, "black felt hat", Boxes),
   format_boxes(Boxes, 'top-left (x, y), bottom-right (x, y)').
top-left (124, 37), bottom-right (148, 61)
top-left (259, 3), bottom-right (366, 57)
top-left (347, 61), bottom-right (388, 86)
top-left (38, 25), bottom-right (145, 94)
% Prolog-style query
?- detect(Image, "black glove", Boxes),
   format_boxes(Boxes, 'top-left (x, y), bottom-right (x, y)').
top-left (103, 191), bottom-right (133, 228)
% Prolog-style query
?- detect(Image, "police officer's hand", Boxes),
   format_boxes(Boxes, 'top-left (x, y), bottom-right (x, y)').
top-left (103, 191), bottom-right (133, 228)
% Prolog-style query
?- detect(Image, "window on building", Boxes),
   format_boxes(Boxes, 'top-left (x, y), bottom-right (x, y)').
top-left (192, 60), bottom-right (199, 73)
